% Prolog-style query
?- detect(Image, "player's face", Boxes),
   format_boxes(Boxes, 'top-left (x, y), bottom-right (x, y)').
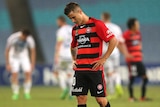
top-left (56, 19), bottom-right (62, 27)
top-left (134, 20), bottom-right (140, 31)
top-left (67, 10), bottom-right (83, 25)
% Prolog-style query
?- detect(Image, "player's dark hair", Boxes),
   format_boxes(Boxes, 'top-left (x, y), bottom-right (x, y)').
top-left (127, 18), bottom-right (137, 29)
top-left (21, 29), bottom-right (31, 36)
top-left (64, 2), bottom-right (80, 15)
top-left (102, 12), bottom-right (111, 20)
top-left (57, 15), bottom-right (66, 22)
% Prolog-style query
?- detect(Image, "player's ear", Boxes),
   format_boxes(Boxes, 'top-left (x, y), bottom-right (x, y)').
top-left (77, 9), bottom-right (82, 14)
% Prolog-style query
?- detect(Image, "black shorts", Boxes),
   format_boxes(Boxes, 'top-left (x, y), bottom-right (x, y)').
top-left (72, 70), bottom-right (106, 97)
top-left (127, 62), bottom-right (146, 77)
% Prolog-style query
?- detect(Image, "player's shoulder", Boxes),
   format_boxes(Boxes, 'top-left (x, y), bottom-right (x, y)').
top-left (8, 31), bottom-right (21, 41)
top-left (27, 35), bottom-right (33, 40)
top-left (123, 30), bottom-right (130, 35)
top-left (123, 30), bottom-right (131, 38)
top-left (58, 24), bottom-right (72, 32)
top-left (109, 23), bottom-right (121, 30)
top-left (91, 17), bottom-right (104, 25)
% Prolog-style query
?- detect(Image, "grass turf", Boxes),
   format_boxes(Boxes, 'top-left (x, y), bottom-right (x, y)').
top-left (0, 86), bottom-right (160, 107)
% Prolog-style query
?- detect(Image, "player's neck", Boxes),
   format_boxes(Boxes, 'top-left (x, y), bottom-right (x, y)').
top-left (104, 19), bottom-right (110, 23)
top-left (81, 14), bottom-right (89, 25)
top-left (130, 29), bottom-right (138, 34)
top-left (61, 23), bottom-right (67, 27)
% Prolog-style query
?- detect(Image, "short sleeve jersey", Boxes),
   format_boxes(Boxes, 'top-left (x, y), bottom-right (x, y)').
top-left (103, 22), bottom-right (124, 56)
top-left (7, 31), bottom-right (35, 57)
top-left (56, 24), bottom-right (72, 59)
top-left (71, 17), bottom-right (114, 71)
top-left (123, 30), bottom-right (142, 63)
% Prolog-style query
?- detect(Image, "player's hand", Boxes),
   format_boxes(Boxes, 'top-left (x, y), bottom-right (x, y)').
top-left (67, 73), bottom-right (72, 78)
top-left (72, 60), bottom-right (77, 69)
top-left (54, 57), bottom-right (59, 65)
top-left (53, 71), bottom-right (59, 77)
top-left (125, 53), bottom-right (134, 59)
top-left (6, 64), bottom-right (11, 72)
top-left (91, 58), bottom-right (106, 70)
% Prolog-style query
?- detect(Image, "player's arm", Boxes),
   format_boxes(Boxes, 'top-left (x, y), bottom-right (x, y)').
top-left (117, 41), bottom-right (133, 58)
top-left (70, 28), bottom-right (77, 68)
top-left (119, 32), bottom-right (134, 58)
top-left (5, 46), bottom-right (11, 72)
top-left (103, 37), bottom-right (117, 60)
top-left (28, 36), bottom-right (36, 71)
top-left (92, 21), bottom-right (118, 70)
top-left (70, 47), bottom-right (77, 61)
top-left (5, 37), bottom-right (13, 72)
top-left (54, 40), bottom-right (63, 64)
top-left (30, 48), bottom-right (36, 71)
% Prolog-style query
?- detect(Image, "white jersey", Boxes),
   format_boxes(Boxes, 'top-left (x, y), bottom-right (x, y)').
top-left (103, 22), bottom-right (124, 57)
top-left (7, 31), bottom-right (35, 58)
top-left (56, 24), bottom-right (72, 60)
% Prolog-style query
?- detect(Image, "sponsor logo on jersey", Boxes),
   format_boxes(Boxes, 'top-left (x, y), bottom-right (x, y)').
top-left (77, 35), bottom-right (90, 44)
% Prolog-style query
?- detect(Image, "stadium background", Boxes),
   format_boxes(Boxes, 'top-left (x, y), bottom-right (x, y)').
top-left (0, 0), bottom-right (160, 107)
top-left (0, 0), bottom-right (160, 85)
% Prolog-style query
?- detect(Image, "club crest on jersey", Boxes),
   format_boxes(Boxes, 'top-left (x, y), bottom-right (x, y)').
top-left (86, 27), bottom-right (91, 33)
top-left (77, 35), bottom-right (90, 44)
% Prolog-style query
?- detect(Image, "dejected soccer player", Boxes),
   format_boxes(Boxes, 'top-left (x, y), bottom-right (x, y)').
top-left (123, 18), bottom-right (150, 102)
top-left (5, 29), bottom-right (36, 100)
top-left (53, 15), bottom-right (73, 100)
top-left (64, 2), bottom-right (117, 107)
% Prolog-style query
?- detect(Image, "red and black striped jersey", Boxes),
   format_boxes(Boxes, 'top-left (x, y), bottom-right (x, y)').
top-left (71, 17), bottom-right (114, 71)
top-left (123, 30), bottom-right (143, 63)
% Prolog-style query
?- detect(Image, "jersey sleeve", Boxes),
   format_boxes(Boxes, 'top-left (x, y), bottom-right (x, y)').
top-left (115, 26), bottom-right (124, 43)
top-left (6, 34), bottom-right (17, 48)
top-left (56, 30), bottom-right (64, 42)
top-left (71, 27), bottom-right (77, 48)
top-left (123, 31), bottom-right (129, 41)
top-left (96, 21), bottom-right (114, 43)
top-left (27, 36), bottom-right (35, 48)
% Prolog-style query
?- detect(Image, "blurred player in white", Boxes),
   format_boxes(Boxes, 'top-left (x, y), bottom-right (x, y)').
top-left (101, 12), bottom-right (131, 100)
top-left (5, 29), bottom-right (36, 100)
top-left (53, 16), bottom-right (73, 100)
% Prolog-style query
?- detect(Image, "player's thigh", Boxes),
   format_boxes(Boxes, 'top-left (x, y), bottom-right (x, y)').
top-left (127, 62), bottom-right (138, 77)
top-left (9, 57), bottom-right (20, 73)
top-left (58, 71), bottom-right (67, 81)
top-left (89, 71), bottom-right (106, 97)
top-left (137, 62), bottom-right (146, 77)
top-left (72, 72), bottom-right (88, 96)
top-left (21, 57), bottom-right (31, 72)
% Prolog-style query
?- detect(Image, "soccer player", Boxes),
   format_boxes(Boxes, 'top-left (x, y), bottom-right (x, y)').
top-left (101, 12), bottom-right (131, 100)
top-left (5, 29), bottom-right (36, 100)
top-left (64, 2), bottom-right (117, 107)
top-left (53, 16), bottom-right (73, 99)
top-left (123, 18), bottom-right (149, 102)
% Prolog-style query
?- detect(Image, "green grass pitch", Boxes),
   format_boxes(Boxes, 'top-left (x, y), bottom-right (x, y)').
top-left (0, 86), bottom-right (160, 107)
